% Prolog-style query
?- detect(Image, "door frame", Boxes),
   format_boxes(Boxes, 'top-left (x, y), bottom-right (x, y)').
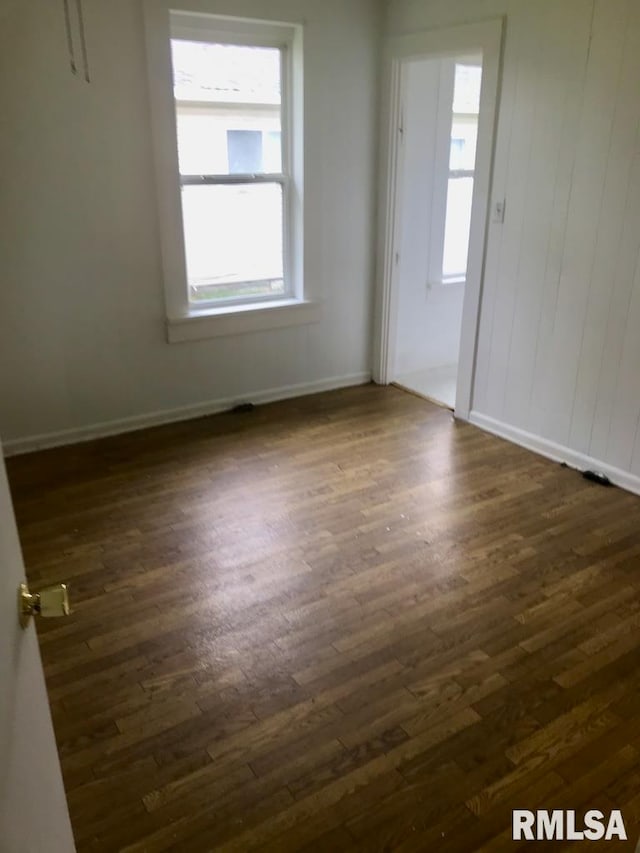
top-left (373, 18), bottom-right (504, 420)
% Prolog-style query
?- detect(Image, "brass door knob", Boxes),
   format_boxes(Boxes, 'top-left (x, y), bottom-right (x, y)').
top-left (19, 582), bottom-right (70, 629)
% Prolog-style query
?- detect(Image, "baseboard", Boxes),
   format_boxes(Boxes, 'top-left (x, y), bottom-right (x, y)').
top-left (469, 411), bottom-right (640, 498)
top-left (3, 372), bottom-right (372, 457)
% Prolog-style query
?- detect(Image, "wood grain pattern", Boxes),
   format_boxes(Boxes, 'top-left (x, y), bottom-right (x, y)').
top-left (6, 384), bottom-right (640, 851)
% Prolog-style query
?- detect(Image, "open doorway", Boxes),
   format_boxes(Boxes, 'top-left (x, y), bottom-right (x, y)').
top-left (375, 21), bottom-right (503, 420)
top-left (394, 56), bottom-right (482, 409)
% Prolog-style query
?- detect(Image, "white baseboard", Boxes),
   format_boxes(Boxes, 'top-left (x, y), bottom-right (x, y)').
top-left (3, 372), bottom-right (372, 457)
top-left (469, 411), bottom-right (640, 498)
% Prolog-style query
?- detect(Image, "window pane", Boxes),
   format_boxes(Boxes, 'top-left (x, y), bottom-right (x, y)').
top-left (176, 110), bottom-right (282, 175)
top-left (172, 41), bottom-right (282, 176)
top-left (449, 118), bottom-right (478, 171)
top-left (452, 64), bottom-right (482, 115)
top-left (263, 131), bottom-right (282, 173)
top-left (181, 183), bottom-right (284, 302)
top-left (171, 41), bottom-right (281, 105)
top-left (442, 176), bottom-right (473, 280)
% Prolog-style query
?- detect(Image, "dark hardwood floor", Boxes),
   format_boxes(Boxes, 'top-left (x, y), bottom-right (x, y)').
top-left (6, 384), bottom-right (640, 851)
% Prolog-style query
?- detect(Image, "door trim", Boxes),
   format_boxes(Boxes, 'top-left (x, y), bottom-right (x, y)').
top-left (373, 18), bottom-right (505, 421)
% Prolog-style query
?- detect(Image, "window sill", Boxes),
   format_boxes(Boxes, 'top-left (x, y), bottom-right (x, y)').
top-left (166, 298), bottom-right (321, 343)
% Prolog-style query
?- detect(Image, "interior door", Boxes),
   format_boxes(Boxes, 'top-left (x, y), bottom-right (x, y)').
top-left (0, 442), bottom-right (75, 852)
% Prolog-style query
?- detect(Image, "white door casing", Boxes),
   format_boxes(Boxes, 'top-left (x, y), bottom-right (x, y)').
top-left (0, 443), bottom-right (75, 853)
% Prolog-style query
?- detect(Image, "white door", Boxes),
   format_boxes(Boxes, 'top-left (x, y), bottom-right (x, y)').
top-left (0, 444), bottom-right (75, 852)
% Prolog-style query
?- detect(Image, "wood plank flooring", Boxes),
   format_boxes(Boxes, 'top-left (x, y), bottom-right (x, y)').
top-left (6, 384), bottom-right (640, 851)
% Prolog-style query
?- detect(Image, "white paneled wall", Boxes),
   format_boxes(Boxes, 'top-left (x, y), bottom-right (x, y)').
top-left (0, 0), bottom-right (380, 453)
top-left (387, 0), bottom-right (640, 491)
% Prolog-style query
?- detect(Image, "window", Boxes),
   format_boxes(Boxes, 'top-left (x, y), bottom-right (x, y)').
top-left (441, 63), bottom-right (482, 283)
top-left (144, 7), bottom-right (313, 341)
top-left (171, 35), bottom-right (289, 306)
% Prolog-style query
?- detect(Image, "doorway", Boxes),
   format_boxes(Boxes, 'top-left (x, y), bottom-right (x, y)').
top-left (375, 20), bottom-right (504, 420)
top-left (394, 56), bottom-right (482, 409)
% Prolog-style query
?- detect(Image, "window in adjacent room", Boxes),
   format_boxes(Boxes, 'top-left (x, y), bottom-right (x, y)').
top-left (441, 62), bottom-right (482, 282)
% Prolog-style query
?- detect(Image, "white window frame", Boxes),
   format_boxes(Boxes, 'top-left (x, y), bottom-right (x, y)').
top-left (143, 4), bottom-right (318, 343)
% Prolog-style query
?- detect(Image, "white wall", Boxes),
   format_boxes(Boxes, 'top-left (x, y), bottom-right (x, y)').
top-left (387, 0), bottom-right (640, 489)
top-left (394, 57), bottom-right (465, 376)
top-left (395, 58), bottom-right (441, 374)
top-left (0, 0), bottom-right (380, 452)
top-left (395, 281), bottom-right (465, 375)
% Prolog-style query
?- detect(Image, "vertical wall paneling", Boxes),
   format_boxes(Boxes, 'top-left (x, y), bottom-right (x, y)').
top-left (569, 0), bottom-right (640, 455)
top-left (537, 0), bottom-right (628, 444)
top-left (503, 0), bottom-right (590, 429)
top-left (386, 0), bottom-right (640, 492)
top-left (588, 38), bottom-right (640, 467)
top-left (482, 0), bottom-right (543, 418)
top-left (471, 0), bottom-right (521, 413)
top-left (526, 0), bottom-right (594, 438)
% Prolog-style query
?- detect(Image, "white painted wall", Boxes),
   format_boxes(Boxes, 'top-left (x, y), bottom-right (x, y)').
top-left (387, 0), bottom-right (640, 489)
top-left (0, 0), bottom-right (380, 452)
top-left (394, 57), bottom-right (465, 376)
top-left (395, 281), bottom-right (465, 375)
